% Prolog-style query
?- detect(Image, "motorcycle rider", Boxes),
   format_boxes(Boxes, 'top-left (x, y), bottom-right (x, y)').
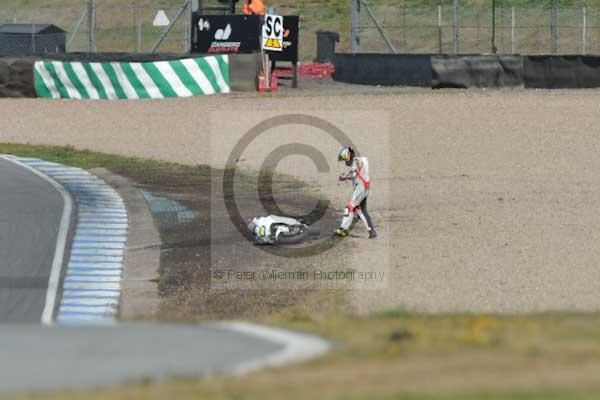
top-left (335, 146), bottom-right (377, 239)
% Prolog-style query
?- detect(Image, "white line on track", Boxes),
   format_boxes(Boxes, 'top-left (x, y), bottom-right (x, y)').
top-left (216, 322), bottom-right (331, 374)
top-left (0, 155), bottom-right (73, 325)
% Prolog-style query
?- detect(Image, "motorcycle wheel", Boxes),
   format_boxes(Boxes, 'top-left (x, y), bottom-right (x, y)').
top-left (275, 226), bottom-right (311, 245)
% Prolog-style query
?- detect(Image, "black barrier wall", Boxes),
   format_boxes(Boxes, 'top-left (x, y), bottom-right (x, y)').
top-left (333, 53), bottom-right (432, 86)
top-left (523, 55), bottom-right (600, 88)
top-left (334, 53), bottom-right (600, 89)
top-left (6, 52), bottom-right (600, 97)
top-left (432, 55), bottom-right (523, 88)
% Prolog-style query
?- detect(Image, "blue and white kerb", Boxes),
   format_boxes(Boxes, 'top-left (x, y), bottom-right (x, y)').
top-left (14, 157), bottom-right (127, 324)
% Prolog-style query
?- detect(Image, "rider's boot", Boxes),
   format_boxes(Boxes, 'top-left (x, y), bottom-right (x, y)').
top-left (335, 228), bottom-right (348, 237)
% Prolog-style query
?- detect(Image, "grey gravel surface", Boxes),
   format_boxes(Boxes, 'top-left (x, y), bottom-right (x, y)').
top-left (3, 89), bottom-right (600, 313)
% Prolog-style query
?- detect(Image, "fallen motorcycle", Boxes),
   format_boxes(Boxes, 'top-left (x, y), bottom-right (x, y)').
top-left (248, 215), bottom-right (320, 245)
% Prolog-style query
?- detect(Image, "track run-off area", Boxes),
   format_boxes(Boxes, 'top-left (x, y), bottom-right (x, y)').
top-left (1, 90), bottom-right (600, 313)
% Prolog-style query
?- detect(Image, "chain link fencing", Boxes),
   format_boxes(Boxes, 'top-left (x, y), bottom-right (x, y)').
top-left (0, 3), bottom-right (80, 55)
top-left (90, 1), bottom-right (191, 53)
top-left (0, 31), bottom-right (66, 56)
top-left (0, 0), bottom-right (192, 54)
top-left (357, 3), bottom-right (600, 55)
top-left (2, 1), bottom-right (600, 58)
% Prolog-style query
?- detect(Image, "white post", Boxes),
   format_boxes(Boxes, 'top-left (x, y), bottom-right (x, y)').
top-left (87, 0), bottom-right (94, 52)
top-left (582, 7), bottom-right (587, 54)
top-left (511, 6), bottom-right (515, 54)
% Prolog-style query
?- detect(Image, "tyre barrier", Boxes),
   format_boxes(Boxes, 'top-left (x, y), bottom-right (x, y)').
top-left (0, 52), bottom-right (261, 98)
top-left (333, 53), bottom-right (600, 89)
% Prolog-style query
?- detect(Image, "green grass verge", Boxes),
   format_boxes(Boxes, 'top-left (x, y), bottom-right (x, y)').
top-left (0, 142), bottom-right (166, 171)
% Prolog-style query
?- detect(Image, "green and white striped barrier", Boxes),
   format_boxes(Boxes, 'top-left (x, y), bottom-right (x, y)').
top-left (33, 55), bottom-right (230, 100)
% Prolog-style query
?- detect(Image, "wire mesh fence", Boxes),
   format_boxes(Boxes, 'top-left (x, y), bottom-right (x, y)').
top-left (0, 0), bottom-right (192, 55)
top-left (358, 4), bottom-right (600, 55)
top-left (89, 1), bottom-right (191, 53)
top-left (2, 1), bottom-right (600, 58)
top-left (1, 2), bottom-right (84, 54)
top-left (0, 32), bottom-right (66, 56)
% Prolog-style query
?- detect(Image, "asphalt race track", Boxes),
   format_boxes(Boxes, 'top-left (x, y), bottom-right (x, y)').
top-left (0, 322), bottom-right (328, 394)
top-left (0, 158), bottom-right (64, 323)
top-left (0, 323), bottom-right (282, 393)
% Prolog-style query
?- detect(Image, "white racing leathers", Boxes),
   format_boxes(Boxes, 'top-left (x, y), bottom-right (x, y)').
top-left (340, 157), bottom-right (375, 232)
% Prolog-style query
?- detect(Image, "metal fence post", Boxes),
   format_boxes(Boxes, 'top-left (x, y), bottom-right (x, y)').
top-left (87, 0), bottom-right (94, 52)
top-left (453, 0), bottom-right (459, 54)
top-left (186, 0), bottom-right (193, 52)
top-left (551, 0), bottom-right (557, 53)
top-left (351, 0), bottom-right (360, 53)
top-left (511, 6), bottom-right (515, 54)
top-left (438, 4), bottom-right (442, 54)
top-left (582, 7), bottom-right (587, 54)
top-left (136, 14), bottom-right (142, 52)
top-left (491, 0), bottom-right (497, 53)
